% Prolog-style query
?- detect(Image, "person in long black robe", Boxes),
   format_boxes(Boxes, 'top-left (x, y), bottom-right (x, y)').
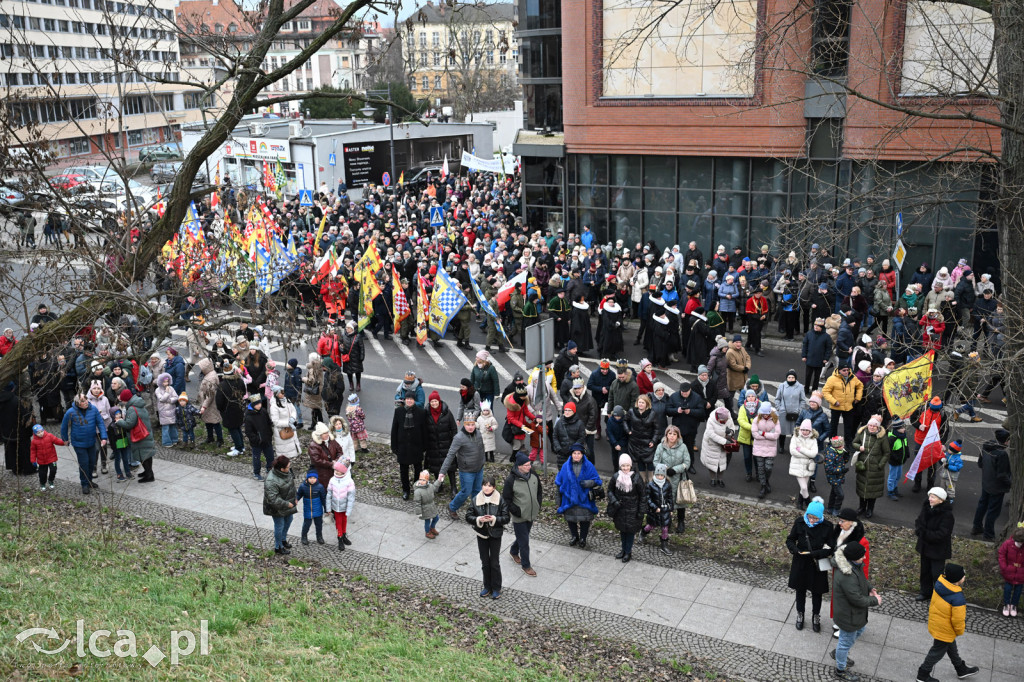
top-left (651, 312), bottom-right (673, 368)
top-left (597, 299), bottom-right (624, 358)
top-left (663, 302), bottom-right (681, 362)
top-left (568, 295), bottom-right (594, 354)
top-left (642, 296), bottom-right (665, 354)
top-left (686, 307), bottom-right (714, 372)
top-left (30, 355), bottom-right (64, 424)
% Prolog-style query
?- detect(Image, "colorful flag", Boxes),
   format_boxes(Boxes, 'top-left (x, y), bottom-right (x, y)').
top-left (496, 271), bottom-right (528, 309)
top-left (354, 240), bottom-right (384, 276)
top-left (883, 351), bottom-right (935, 418)
top-left (310, 249), bottom-right (335, 285)
top-left (357, 266), bottom-right (382, 332)
top-left (313, 214), bottom-right (328, 256)
top-left (416, 273), bottom-right (429, 346)
top-left (468, 270), bottom-right (511, 347)
top-left (392, 265), bottom-right (409, 334)
top-left (905, 420), bottom-right (943, 481)
top-left (155, 188), bottom-right (165, 218)
top-left (441, 154), bottom-right (449, 179)
top-left (397, 171), bottom-right (404, 186)
top-left (428, 269), bottom-right (467, 337)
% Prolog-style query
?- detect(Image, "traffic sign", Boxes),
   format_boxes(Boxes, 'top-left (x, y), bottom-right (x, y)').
top-left (382, 171), bottom-right (391, 187)
top-left (896, 212), bottom-right (903, 237)
top-left (892, 239), bottom-right (907, 270)
top-left (429, 206), bottom-right (444, 227)
top-left (525, 319), bottom-right (555, 369)
top-left (328, 153), bottom-right (336, 167)
top-left (298, 189), bottom-right (314, 206)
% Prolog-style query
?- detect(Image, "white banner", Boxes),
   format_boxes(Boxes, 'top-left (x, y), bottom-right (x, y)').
top-left (460, 151), bottom-right (507, 174)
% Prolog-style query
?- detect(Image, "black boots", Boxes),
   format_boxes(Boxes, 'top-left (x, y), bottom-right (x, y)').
top-left (758, 485), bottom-right (768, 499)
top-left (342, 533), bottom-right (352, 546)
top-left (795, 612), bottom-right (804, 630)
top-left (812, 614), bottom-right (821, 632)
top-left (301, 536), bottom-right (310, 545)
top-left (676, 509), bottom-right (685, 534)
top-left (659, 539), bottom-right (672, 556)
top-left (338, 536), bottom-right (345, 552)
top-left (808, 479), bottom-right (817, 493)
top-left (316, 535), bottom-right (325, 545)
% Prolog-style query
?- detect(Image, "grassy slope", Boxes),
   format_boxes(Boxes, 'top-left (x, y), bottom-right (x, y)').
top-left (0, 495), bottom-right (718, 681)
top-left (352, 443), bottom-right (1004, 609)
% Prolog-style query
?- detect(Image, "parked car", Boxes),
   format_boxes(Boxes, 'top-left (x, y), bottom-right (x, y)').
top-left (138, 144), bottom-right (181, 163)
top-left (50, 173), bottom-right (91, 191)
top-left (151, 162), bottom-right (207, 184)
top-left (0, 185), bottom-right (26, 206)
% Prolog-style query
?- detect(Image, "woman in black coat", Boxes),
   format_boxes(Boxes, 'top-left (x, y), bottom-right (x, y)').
top-left (606, 453), bottom-right (648, 563)
top-left (569, 295), bottom-right (594, 354)
top-left (390, 392), bottom-right (429, 499)
top-left (784, 496), bottom-right (836, 632)
top-left (597, 300), bottom-right (624, 358)
top-left (466, 474), bottom-right (511, 599)
top-left (686, 308), bottom-right (713, 372)
top-left (340, 322), bottom-right (365, 392)
top-left (626, 395), bottom-right (657, 481)
top-left (424, 390), bottom-right (458, 490)
top-left (215, 366), bottom-right (248, 456)
top-left (914, 489), bottom-right (955, 600)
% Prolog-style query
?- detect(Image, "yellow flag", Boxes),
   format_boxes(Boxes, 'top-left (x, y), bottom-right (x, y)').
top-left (882, 351), bottom-right (935, 418)
top-left (313, 214), bottom-right (328, 257)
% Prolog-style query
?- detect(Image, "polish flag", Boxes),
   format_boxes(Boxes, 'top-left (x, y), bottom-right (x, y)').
top-left (905, 420), bottom-right (943, 481)
top-left (496, 270), bottom-right (528, 309)
top-left (441, 154), bottom-right (449, 179)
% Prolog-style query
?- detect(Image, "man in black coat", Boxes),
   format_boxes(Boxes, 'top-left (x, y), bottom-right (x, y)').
top-left (391, 391), bottom-right (429, 500)
top-left (971, 429), bottom-right (1012, 541)
top-left (243, 394), bottom-right (275, 480)
top-left (552, 342), bottom-right (578, 393)
top-left (914, 487), bottom-right (955, 600)
top-left (801, 317), bottom-right (834, 395)
top-left (666, 381), bottom-right (706, 461)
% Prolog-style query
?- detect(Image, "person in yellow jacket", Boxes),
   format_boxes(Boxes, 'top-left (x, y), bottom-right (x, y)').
top-left (915, 563), bottom-right (980, 682)
top-left (822, 361), bottom-right (864, 445)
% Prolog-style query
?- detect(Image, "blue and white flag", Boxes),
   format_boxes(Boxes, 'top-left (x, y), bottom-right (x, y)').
top-left (468, 270), bottom-right (511, 348)
top-left (428, 269), bottom-right (468, 337)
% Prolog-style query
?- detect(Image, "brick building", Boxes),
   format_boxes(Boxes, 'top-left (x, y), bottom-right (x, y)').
top-left (547, 0), bottom-right (1002, 277)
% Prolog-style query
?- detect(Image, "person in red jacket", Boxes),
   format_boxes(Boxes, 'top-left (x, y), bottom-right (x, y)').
top-left (745, 287), bottom-right (770, 357)
top-left (30, 424), bottom-right (64, 490)
top-left (0, 328), bottom-right (16, 357)
top-left (998, 527), bottom-right (1024, 617)
top-left (919, 308), bottom-right (946, 351)
top-left (912, 396), bottom-right (944, 492)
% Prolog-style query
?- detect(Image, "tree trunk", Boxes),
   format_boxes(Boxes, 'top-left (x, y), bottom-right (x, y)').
top-left (993, 0), bottom-right (1024, 537)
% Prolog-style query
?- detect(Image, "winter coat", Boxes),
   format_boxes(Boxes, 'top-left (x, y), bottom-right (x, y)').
top-left (502, 468), bottom-right (543, 523)
top-left (155, 384), bottom-right (179, 426)
top-left (798, 406), bottom-right (831, 451)
top-left (165, 355), bottom-right (187, 394)
top-left (390, 404), bottom-right (429, 465)
top-left (301, 360), bottom-right (324, 411)
top-left (606, 471), bottom-right (647, 534)
top-left (667, 390), bottom-right (707, 436)
top-left (998, 538), bottom-right (1024, 585)
top-left (701, 415), bottom-right (736, 473)
top-left (340, 332), bottom-right (365, 375)
top-left (725, 346), bottom-right (751, 392)
top-left (263, 468), bottom-right (298, 517)
top-left (832, 550), bottom-right (877, 632)
top-left (774, 382), bottom-right (807, 436)
top-left (283, 367), bottom-right (303, 402)
top-left (30, 432), bottom-right (65, 466)
top-left (425, 403), bottom-right (458, 473)
top-left (477, 413), bottom-right (498, 452)
top-left (789, 431), bottom-right (820, 478)
top-left (414, 479), bottom-right (440, 520)
top-left (555, 456), bottom-right (601, 523)
top-left (928, 575), bottom-right (966, 643)
top-left (325, 471), bottom-right (356, 514)
top-left (215, 375), bottom-right (247, 429)
top-left (566, 389), bottom-right (598, 433)
top-left (60, 402), bottom-right (107, 448)
top-left (888, 428), bottom-right (911, 466)
top-left (466, 490), bottom-right (510, 539)
top-left (653, 438), bottom-right (691, 490)
top-left (706, 346), bottom-right (730, 397)
top-left (853, 426), bottom-right (890, 499)
top-left (471, 362), bottom-right (501, 397)
top-left (114, 396), bottom-right (155, 461)
top-left (551, 415), bottom-right (587, 465)
top-left (978, 439), bottom-right (1012, 495)
top-left (309, 437), bottom-right (344, 484)
top-left (296, 479), bottom-right (327, 519)
top-left (439, 426), bottom-right (486, 475)
top-left (197, 359), bottom-right (221, 424)
top-left (269, 398), bottom-right (301, 458)
top-left (646, 478), bottom-right (675, 528)
top-left (786, 516), bottom-right (836, 593)
top-left (606, 415), bottom-right (630, 454)
top-left (751, 414), bottom-right (781, 458)
top-left (736, 403), bottom-right (758, 445)
top-left (626, 407), bottom-right (657, 466)
top-left (243, 403), bottom-right (274, 449)
top-left (823, 444), bottom-right (850, 486)
top-left (607, 371), bottom-right (640, 414)
top-left (822, 373), bottom-right (863, 412)
top-left (801, 329), bottom-right (833, 368)
top-left (915, 499), bottom-right (955, 560)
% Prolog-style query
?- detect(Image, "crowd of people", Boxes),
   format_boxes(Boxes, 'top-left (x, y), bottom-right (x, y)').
top-left (1, 166), bottom-right (1019, 674)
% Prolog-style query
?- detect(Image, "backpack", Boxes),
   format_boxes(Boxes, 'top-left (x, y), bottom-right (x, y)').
top-left (320, 366), bottom-right (341, 404)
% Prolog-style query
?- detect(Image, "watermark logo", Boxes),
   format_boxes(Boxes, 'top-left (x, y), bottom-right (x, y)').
top-left (16, 620), bottom-right (210, 667)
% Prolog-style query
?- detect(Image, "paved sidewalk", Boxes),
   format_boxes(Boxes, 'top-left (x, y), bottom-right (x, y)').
top-left (48, 447), bottom-right (1022, 682)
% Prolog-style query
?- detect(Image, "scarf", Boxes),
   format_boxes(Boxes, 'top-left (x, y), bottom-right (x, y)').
top-left (803, 512), bottom-right (822, 528)
top-left (615, 470), bottom-right (633, 493)
top-left (653, 476), bottom-right (666, 488)
top-left (403, 406), bottom-right (415, 430)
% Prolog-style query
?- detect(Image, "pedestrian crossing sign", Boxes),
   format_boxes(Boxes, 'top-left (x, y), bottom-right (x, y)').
top-left (298, 189), bottom-right (314, 206)
top-left (430, 206), bottom-right (444, 228)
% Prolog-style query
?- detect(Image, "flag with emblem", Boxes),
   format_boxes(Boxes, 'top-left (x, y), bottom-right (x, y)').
top-left (392, 264), bottom-right (410, 334)
top-left (416, 273), bottom-right (429, 346)
top-left (469, 270), bottom-right (511, 348)
top-left (356, 265), bottom-right (382, 332)
top-left (428, 269), bottom-right (467, 337)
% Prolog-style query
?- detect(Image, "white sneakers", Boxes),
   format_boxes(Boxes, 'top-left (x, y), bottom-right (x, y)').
top-left (1003, 605), bottom-right (1018, 617)
top-left (226, 448), bottom-right (240, 457)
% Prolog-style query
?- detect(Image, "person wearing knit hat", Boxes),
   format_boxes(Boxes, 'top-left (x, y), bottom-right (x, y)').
top-left (831, 532), bottom-right (880, 678)
top-left (608, 452), bottom-right (644, 563)
top-left (913, 486), bottom-right (955, 602)
top-left (326, 458), bottom-right (355, 551)
top-left (970, 429), bottom-right (1011, 542)
top-left (911, 396), bottom-right (945, 493)
top-left (914, 562), bottom-right (979, 682)
top-left (851, 414), bottom-right (887, 518)
top-left (785, 495), bottom-right (834, 633)
top-left (822, 435), bottom-right (849, 516)
top-left (752, 401), bottom-right (779, 499)
top-left (789, 419), bottom-right (819, 508)
top-left (641, 462), bottom-right (675, 556)
top-left (296, 469), bottom-right (327, 546)
top-left (505, 450), bottom-right (541, 575)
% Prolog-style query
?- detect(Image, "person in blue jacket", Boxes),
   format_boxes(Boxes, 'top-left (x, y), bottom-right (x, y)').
top-left (606, 405), bottom-right (631, 468)
top-left (60, 393), bottom-right (108, 495)
top-left (164, 348), bottom-right (187, 394)
top-left (296, 469), bottom-right (327, 545)
top-left (555, 444), bottom-right (602, 548)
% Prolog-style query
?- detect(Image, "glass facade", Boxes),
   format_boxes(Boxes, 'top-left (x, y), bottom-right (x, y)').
top-left (564, 153), bottom-right (994, 275)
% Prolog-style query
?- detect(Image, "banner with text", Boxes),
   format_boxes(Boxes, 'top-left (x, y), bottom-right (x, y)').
top-left (460, 151), bottom-right (507, 174)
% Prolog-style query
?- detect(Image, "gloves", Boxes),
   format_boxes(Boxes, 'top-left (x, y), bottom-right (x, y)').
top-left (667, 467), bottom-right (676, 476)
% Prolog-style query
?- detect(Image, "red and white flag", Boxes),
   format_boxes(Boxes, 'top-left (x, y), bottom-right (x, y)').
top-left (441, 154), bottom-right (449, 179)
top-left (392, 264), bottom-right (410, 333)
top-left (495, 270), bottom-right (528, 309)
top-left (905, 420), bottom-right (943, 481)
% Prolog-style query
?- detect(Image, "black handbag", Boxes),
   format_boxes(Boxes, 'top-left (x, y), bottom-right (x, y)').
top-left (786, 412), bottom-right (799, 422)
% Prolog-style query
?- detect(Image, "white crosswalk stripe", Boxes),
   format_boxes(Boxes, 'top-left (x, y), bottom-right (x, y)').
top-left (421, 340), bottom-right (449, 371)
top-left (504, 350), bottom-right (528, 372)
top-left (446, 342), bottom-right (476, 373)
top-left (390, 337), bottom-right (419, 364)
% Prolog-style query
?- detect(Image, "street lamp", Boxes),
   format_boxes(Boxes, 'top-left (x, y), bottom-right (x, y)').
top-left (362, 82), bottom-right (396, 190)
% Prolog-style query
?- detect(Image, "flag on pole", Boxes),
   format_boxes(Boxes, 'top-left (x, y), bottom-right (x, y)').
top-left (496, 270), bottom-right (528, 309)
top-left (310, 249), bottom-right (335, 285)
top-left (392, 264), bottom-right (410, 334)
top-left (210, 189), bottom-right (220, 212)
top-left (397, 171), bottom-right (404, 186)
top-left (905, 420), bottom-right (944, 482)
top-left (428, 269), bottom-right (467, 336)
top-left (415, 273), bottom-right (429, 346)
top-left (441, 154), bottom-right (449, 179)
top-left (468, 270), bottom-right (511, 347)
top-left (312, 214), bottom-right (328, 256)
top-left (357, 266), bottom-right (382, 332)
top-left (883, 351), bottom-right (935, 418)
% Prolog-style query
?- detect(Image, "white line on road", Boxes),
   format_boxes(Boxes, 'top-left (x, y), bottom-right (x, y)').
top-left (390, 337), bottom-right (419, 364)
top-left (422, 340), bottom-right (449, 371)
